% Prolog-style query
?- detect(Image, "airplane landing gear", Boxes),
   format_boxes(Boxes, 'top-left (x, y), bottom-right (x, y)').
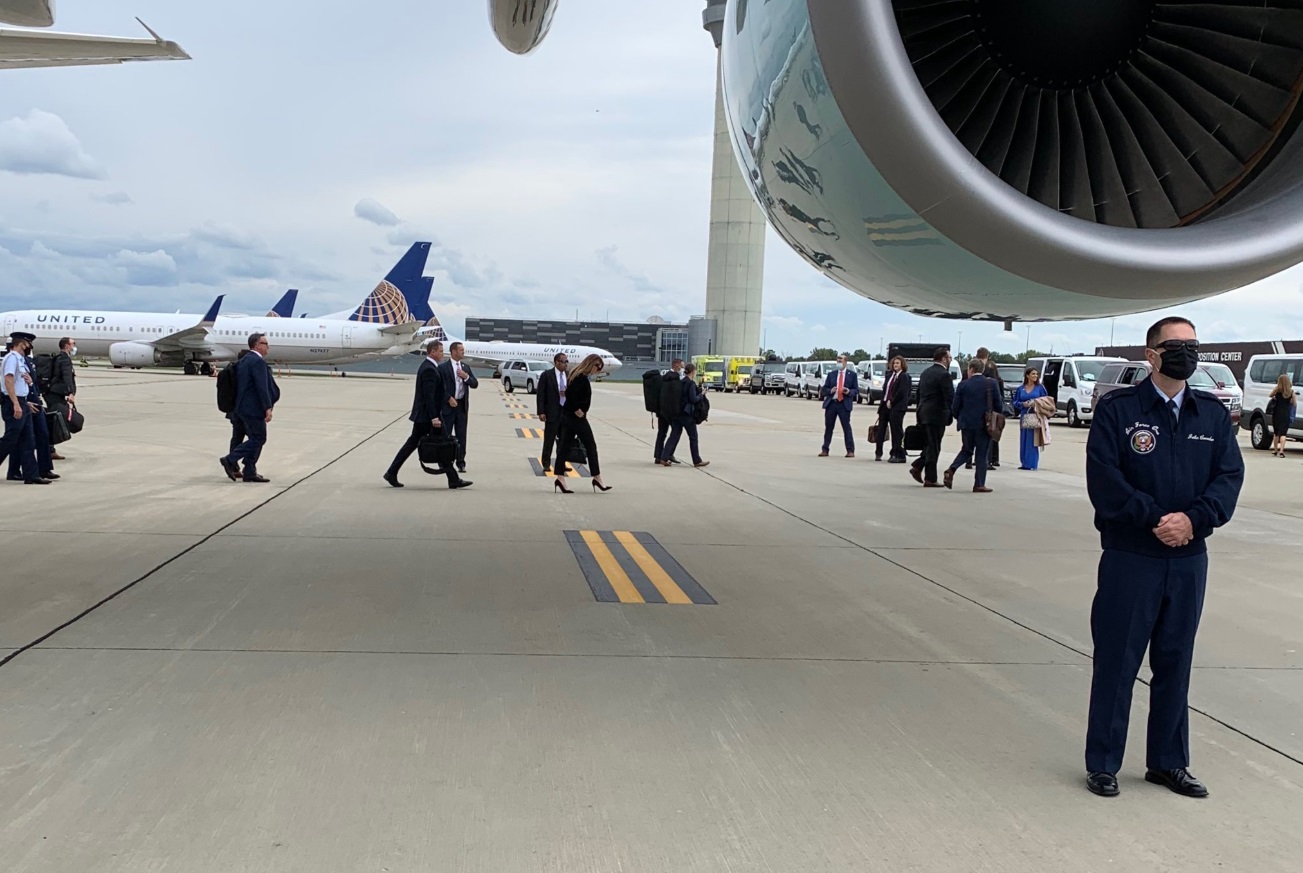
top-left (200, 362), bottom-right (214, 376)
top-left (183, 361), bottom-right (199, 376)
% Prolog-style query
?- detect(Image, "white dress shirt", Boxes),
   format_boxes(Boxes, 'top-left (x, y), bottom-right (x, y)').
top-left (556, 367), bottom-right (567, 406)
top-left (453, 360), bottom-right (465, 400)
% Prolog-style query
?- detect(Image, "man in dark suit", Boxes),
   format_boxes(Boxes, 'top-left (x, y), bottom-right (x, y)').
top-left (536, 351), bottom-right (570, 474)
top-left (875, 357), bottom-right (912, 463)
top-left (818, 354), bottom-right (858, 457)
top-left (438, 341), bottom-right (478, 473)
top-left (221, 333), bottom-right (281, 483)
top-left (972, 347), bottom-right (1004, 469)
top-left (944, 359), bottom-right (1000, 492)
top-left (46, 337), bottom-right (77, 461)
top-left (655, 359), bottom-right (685, 464)
top-left (909, 347), bottom-right (954, 487)
top-left (384, 341), bottom-right (471, 490)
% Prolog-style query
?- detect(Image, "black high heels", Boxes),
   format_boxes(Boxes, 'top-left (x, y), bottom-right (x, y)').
top-left (554, 478), bottom-right (574, 494)
top-left (592, 480), bottom-right (612, 492)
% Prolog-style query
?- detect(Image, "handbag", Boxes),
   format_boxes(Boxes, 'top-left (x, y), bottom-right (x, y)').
top-left (66, 404), bottom-right (85, 435)
top-left (47, 409), bottom-right (72, 445)
top-left (984, 381), bottom-right (1006, 442)
top-left (1020, 412), bottom-right (1039, 430)
top-left (417, 431), bottom-right (459, 475)
top-left (866, 423), bottom-right (879, 444)
top-left (903, 424), bottom-right (927, 451)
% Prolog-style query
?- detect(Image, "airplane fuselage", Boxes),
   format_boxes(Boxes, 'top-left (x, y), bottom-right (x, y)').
top-left (460, 340), bottom-right (623, 374)
top-left (2, 309), bottom-right (420, 367)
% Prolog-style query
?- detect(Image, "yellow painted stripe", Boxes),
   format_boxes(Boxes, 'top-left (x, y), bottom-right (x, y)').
top-left (580, 530), bottom-right (643, 603)
top-left (613, 531), bottom-right (692, 604)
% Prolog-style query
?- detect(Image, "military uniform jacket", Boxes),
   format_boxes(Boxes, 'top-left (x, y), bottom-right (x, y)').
top-left (1086, 377), bottom-right (1244, 558)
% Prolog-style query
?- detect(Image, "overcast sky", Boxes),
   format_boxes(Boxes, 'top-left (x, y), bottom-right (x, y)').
top-left (3, 1), bottom-right (1302, 358)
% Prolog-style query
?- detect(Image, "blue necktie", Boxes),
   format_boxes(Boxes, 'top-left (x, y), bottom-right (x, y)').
top-left (1166, 398), bottom-right (1179, 426)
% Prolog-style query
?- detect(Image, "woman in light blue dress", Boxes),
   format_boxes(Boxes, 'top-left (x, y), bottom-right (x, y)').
top-left (1012, 368), bottom-right (1048, 470)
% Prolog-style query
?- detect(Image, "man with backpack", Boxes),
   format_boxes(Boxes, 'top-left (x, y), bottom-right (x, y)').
top-left (658, 363), bottom-right (709, 468)
top-left (43, 337), bottom-right (78, 461)
top-left (648, 359), bottom-right (685, 465)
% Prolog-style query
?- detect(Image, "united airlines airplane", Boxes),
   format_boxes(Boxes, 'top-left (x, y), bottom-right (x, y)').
top-left (0, 1), bottom-right (188, 70)
top-left (1, 245), bottom-right (436, 373)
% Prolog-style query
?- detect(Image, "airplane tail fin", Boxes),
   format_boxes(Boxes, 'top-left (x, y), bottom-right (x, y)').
top-left (268, 289), bottom-right (298, 318)
top-left (348, 241), bottom-right (434, 325)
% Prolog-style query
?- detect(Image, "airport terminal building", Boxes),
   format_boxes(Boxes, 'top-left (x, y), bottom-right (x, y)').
top-left (466, 316), bottom-right (718, 365)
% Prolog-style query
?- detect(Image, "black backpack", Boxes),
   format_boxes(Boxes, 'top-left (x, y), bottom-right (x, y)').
top-left (216, 361), bottom-right (239, 413)
top-left (33, 354), bottom-right (56, 395)
top-left (642, 369), bottom-right (661, 414)
top-left (693, 392), bottom-right (710, 424)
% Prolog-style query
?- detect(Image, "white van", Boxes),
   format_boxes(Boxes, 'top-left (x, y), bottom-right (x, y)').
top-left (1243, 354), bottom-right (1303, 450)
top-left (1025, 356), bottom-right (1125, 427)
top-left (801, 361), bottom-right (836, 400)
top-left (784, 361), bottom-right (808, 397)
top-left (857, 359), bottom-right (886, 404)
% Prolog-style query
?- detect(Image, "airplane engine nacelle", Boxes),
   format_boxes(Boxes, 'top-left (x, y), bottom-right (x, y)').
top-left (488, 0), bottom-right (558, 55)
top-left (722, 0), bottom-right (1303, 321)
top-left (108, 342), bottom-right (171, 368)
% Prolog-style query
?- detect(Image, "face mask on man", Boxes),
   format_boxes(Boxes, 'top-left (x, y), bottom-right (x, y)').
top-left (69, 346), bottom-right (77, 357)
top-left (1152, 341), bottom-right (1199, 382)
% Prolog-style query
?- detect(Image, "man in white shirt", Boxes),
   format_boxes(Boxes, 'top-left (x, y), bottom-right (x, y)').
top-left (537, 352), bottom-right (570, 474)
top-left (0, 332), bottom-right (49, 484)
top-left (438, 341), bottom-right (478, 473)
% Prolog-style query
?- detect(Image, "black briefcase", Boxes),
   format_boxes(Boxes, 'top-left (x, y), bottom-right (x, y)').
top-left (903, 424), bottom-right (927, 452)
top-left (418, 432), bottom-right (459, 475)
top-left (47, 409), bottom-right (72, 445)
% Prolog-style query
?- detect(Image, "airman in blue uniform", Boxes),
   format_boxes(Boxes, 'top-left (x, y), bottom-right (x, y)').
top-left (1083, 317), bottom-right (1244, 798)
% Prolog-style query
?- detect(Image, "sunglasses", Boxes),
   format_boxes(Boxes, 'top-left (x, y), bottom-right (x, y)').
top-left (1151, 339), bottom-right (1199, 353)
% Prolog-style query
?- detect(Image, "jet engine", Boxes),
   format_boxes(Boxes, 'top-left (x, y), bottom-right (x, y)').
top-left (719, 0), bottom-right (1303, 321)
top-left (488, 0), bottom-right (558, 55)
top-left (108, 342), bottom-right (179, 368)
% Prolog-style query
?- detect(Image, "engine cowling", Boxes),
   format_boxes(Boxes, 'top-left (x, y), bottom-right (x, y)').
top-left (722, 0), bottom-right (1303, 321)
top-left (487, 0), bottom-right (558, 55)
top-left (108, 342), bottom-right (168, 368)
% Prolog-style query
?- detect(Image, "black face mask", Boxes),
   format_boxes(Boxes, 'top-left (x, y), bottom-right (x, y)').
top-left (1155, 345), bottom-right (1199, 381)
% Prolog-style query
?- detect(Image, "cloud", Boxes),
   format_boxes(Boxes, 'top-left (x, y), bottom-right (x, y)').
top-left (355, 197), bottom-right (401, 227)
top-left (763, 315), bottom-right (804, 329)
top-left (93, 191), bottom-right (133, 206)
top-left (595, 244), bottom-right (668, 297)
top-left (0, 109), bottom-right (107, 180)
top-left (112, 249), bottom-right (177, 287)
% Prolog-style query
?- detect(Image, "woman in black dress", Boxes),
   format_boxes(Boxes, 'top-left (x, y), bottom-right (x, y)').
top-left (554, 354), bottom-right (611, 493)
top-left (1269, 373), bottom-right (1296, 457)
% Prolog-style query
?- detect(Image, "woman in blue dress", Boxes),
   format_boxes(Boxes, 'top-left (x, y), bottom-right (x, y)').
top-left (1012, 367), bottom-right (1048, 470)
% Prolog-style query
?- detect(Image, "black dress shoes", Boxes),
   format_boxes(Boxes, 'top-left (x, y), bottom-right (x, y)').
top-left (42, 472), bottom-right (60, 480)
top-left (25, 478), bottom-right (52, 485)
top-left (243, 474), bottom-right (271, 483)
top-left (220, 457), bottom-right (240, 481)
top-left (383, 472), bottom-right (403, 488)
top-left (450, 479), bottom-right (473, 490)
top-left (1086, 772), bottom-right (1119, 797)
top-left (1145, 769), bottom-right (1209, 798)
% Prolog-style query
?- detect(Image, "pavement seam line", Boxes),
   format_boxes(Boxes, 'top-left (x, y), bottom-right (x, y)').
top-left (0, 414), bottom-right (407, 672)
top-left (604, 417), bottom-right (1303, 770)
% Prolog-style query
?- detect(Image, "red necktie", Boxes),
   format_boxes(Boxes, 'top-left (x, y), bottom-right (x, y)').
top-left (836, 370), bottom-right (845, 401)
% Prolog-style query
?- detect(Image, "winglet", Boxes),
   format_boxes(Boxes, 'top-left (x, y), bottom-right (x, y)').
top-left (136, 17), bottom-right (192, 59)
top-left (201, 295), bottom-right (224, 326)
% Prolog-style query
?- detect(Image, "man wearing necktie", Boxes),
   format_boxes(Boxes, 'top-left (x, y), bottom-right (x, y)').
top-left (439, 342), bottom-right (478, 473)
top-left (1082, 316), bottom-right (1243, 800)
top-left (537, 352), bottom-right (570, 474)
top-left (819, 355), bottom-right (858, 458)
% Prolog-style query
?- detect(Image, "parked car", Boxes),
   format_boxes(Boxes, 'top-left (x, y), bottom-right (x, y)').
top-left (801, 361), bottom-right (836, 400)
top-left (750, 361), bottom-right (787, 394)
top-left (1092, 361), bottom-right (1241, 429)
top-left (1025, 355), bottom-right (1125, 427)
top-left (1242, 354), bottom-right (1303, 450)
top-left (783, 361), bottom-right (808, 397)
top-left (995, 363), bottom-right (1026, 406)
top-left (501, 359), bottom-right (551, 394)
top-left (856, 360), bottom-right (887, 404)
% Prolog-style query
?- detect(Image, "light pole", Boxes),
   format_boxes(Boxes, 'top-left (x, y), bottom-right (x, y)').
top-left (958, 330), bottom-right (963, 360)
top-left (1025, 325), bottom-right (1032, 356)
top-left (1110, 318), bottom-right (1116, 346)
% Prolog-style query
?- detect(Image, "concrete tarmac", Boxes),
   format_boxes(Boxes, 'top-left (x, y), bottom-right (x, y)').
top-left (1, 369), bottom-right (1300, 872)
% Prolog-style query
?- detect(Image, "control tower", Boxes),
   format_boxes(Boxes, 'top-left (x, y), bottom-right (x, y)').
top-left (702, 0), bottom-right (765, 356)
